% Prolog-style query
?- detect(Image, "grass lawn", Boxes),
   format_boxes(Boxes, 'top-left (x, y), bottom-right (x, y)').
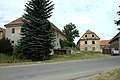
top-left (44, 52), bottom-right (109, 63)
top-left (0, 52), bottom-right (109, 67)
top-left (89, 68), bottom-right (120, 80)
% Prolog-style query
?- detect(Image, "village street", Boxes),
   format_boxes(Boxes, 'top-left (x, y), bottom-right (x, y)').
top-left (0, 56), bottom-right (120, 80)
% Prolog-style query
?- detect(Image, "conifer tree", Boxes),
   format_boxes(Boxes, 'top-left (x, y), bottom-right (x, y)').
top-left (20, 0), bottom-right (54, 60)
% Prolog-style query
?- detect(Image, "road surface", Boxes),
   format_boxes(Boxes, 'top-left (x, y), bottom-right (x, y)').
top-left (0, 56), bottom-right (120, 80)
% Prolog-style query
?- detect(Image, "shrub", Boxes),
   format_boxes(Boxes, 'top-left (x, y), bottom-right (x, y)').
top-left (0, 54), bottom-right (14, 63)
top-left (0, 38), bottom-right (13, 55)
top-left (60, 39), bottom-right (75, 48)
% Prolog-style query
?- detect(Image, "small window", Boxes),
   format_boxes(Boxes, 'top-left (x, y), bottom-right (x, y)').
top-left (92, 41), bottom-right (95, 44)
top-left (85, 41), bottom-right (87, 44)
top-left (21, 28), bottom-right (25, 32)
top-left (85, 35), bottom-right (87, 37)
top-left (12, 28), bottom-right (15, 33)
top-left (92, 47), bottom-right (95, 51)
top-left (11, 41), bottom-right (14, 44)
top-left (85, 47), bottom-right (87, 51)
top-left (92, 35), bottom-right (94, 37)
top-left (57, 33), bottom-right (59, 38)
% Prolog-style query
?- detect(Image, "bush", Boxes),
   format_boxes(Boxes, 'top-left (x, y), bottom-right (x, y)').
top-left (0, 54), bottom-right (15, 63)
top-left (0, 38), bottom-right (13, 55)
top-left (13, 43), bottom-right (22, 60)
top-left (59, 39), bottom-right (75, 48)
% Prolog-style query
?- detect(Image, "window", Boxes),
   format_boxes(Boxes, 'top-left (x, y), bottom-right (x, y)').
top-left (85, 47), bottom-right (87, 51)
top-left (21, 28), bottom-right (25, 33)
top-left (92, 41), bottom-right (95, 44)
top-left (92, 35), bottom-right (94, 37)
top-left (85, 41), bottom-right (87, 44)
top-left (57, 33), bottom-right (59, 38)
top-left (12, 28), bottom-right (15, 33)
top-left (85, 35), bottom-right (87, 37)
top-left (92, 47), bottom-right (95, 51)
top-left (11, 41), bottom-right (14, 44)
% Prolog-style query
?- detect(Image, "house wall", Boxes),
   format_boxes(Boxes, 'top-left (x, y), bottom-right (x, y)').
top-left (110, 39), bottom-right (119, 51)
top-left (0, 29), bottom-right (5, 39)
top-left (5, 25), bottom-right (66, 49)
top-left (0, 32), bottom-right (3, 39)
top-left (53, 31), bottom-right (66, 49)
top-left (80, 40), bottom-right (100, 52)
top-left (5, 26), bottom-right (22, 45)
top-left (78, 30), bottom-right (101, 52)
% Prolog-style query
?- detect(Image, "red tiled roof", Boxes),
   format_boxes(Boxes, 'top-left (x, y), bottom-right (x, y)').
top-left (4, 17), bottom-right (66, 37)
top-left (85, 30), bottom-right (94, 34)
top-left (100, 40), bottom-right (110, 46)
top-left (50, 23), bottom-right (66, 37)
top-left (109, 32), bottom-right (120, 43)
top-left (0, 28), bottom-right (5, 32)
top-left (4, 17), bottom-right (23, 27)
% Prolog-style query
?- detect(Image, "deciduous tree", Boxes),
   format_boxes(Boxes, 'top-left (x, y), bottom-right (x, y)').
top-left (115, 6), bottom-right (120, 26)
top-left (62, 23), bottom-right (79, 48)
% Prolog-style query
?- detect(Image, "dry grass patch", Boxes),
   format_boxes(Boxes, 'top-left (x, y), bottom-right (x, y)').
top-left (89, 68), bottom-right (120, 80)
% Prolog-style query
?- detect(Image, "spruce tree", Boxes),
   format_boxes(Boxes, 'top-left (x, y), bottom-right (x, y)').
top-left (20, 0), bottom-right (54, 60)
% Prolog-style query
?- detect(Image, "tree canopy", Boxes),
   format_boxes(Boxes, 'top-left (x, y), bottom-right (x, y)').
top-left (62, 23), bottom-right (79, 48)
top-left (115, 6), bottom-right (120, 26)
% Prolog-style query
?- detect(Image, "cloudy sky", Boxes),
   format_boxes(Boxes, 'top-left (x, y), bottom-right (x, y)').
top-left (0, 0), bottom-right (120, 43)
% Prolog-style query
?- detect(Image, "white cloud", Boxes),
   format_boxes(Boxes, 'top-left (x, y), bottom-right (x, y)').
top-left (64, 15), bottom-right (92, 25)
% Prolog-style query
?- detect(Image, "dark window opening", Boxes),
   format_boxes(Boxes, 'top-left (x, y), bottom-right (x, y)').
top-left (12, 28), bottom-right (15, 33)
top-left (11, 41), bottom-right (14, 44)
top-left (92, 41), bottom-right (95, 44)
top-left (21, 28), bottom-right (25, 32)
top-left (92, 35), bottom-right (94, 37)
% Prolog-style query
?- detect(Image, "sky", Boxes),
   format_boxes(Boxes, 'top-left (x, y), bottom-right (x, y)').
top-left (0, 0), bottom-right (120, 43)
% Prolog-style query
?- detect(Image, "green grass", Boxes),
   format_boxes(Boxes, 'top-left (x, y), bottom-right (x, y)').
top-left (44, 51), bottom-right (109, 63)
top-left (89, 68), bottom-right (120, 80)
top-left (0, 52), bottom-right (109, 67)
top-left (0, 54), bottom-right (18, 63)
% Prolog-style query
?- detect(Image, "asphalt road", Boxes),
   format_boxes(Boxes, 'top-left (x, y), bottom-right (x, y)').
top-left (0, 56), bottom-right (120, 80)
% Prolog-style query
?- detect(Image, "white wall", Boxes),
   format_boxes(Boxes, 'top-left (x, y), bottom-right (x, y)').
top-left (5, 26), bottom-right (22, 45)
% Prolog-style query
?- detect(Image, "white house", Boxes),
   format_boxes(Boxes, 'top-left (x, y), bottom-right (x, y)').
top-left (4, 17), bottom-right (67, 49)
top-left (77, 30), bottom-right (101, 52)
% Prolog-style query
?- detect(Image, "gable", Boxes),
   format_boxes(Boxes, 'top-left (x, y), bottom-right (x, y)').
top-left (80, 30), bottom-right (100, 40)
